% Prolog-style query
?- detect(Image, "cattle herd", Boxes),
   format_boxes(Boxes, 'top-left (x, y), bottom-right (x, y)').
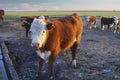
top-left (0, 11), bottom-right (120, 80)
top-left (21, 14), bottom-right (120, 39)
top-left (85, 16), bottom-right (120, 34)
top-left (20, 13), bottom-right (120, 80)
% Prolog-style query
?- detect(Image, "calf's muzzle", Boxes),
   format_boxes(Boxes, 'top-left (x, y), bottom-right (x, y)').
top-left (31, 43), bottom-right (39, 49)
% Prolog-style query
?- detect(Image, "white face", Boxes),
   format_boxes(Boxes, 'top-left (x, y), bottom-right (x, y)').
top-left (85, 16), bottom-right (90, 22)
top-left (29, 16), bottom-right (47, 49)
top-left (113, 16), bottom-right (119, 25)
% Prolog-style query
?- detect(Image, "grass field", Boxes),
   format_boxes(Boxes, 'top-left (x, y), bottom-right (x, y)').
top-left (4, 11), bottom-right (120, 18)
top-left (0, 68), bottom-right (3, 80)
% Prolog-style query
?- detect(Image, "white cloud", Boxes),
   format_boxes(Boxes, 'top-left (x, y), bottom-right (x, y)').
top-left (7, 3), bottom-right (61, 11)
top-left (0, 3), bottom-right (60, 11)
top-left (1, 1), bottom-right (120, 11)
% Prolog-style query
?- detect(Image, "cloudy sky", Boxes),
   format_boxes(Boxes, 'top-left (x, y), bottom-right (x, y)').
top-left (0, 0), bottom-right (120, 11)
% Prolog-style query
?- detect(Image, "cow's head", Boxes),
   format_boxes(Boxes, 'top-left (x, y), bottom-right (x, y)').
top-left (113, 16), bottom-right (119, 25)
top-left (22, 18), bottom-right (34, 29)
top-left (29, 16), bottom-right (54, 49)
top-left (85, 16), bottom-right (90, 22)
top-left (22, 21), bottom-right (31, 29)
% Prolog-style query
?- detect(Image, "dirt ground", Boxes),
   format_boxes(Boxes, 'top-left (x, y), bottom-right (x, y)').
top-left (0, 17), bottom-right (120, 80)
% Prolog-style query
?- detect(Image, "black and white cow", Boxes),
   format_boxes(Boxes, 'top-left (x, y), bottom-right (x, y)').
top-left (101, 16), bottom-right (119, 31)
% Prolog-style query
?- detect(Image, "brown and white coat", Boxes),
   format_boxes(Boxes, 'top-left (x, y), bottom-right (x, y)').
top-left (29, 13), bottom-right (83, 79)
top-left (85, 16), bottom-right (97, 29)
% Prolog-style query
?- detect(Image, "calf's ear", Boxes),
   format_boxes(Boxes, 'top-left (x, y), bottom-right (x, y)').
top-left (45, 16), bottom-right (49, 20)
top-left (46, 22), bottom-right (55, 30)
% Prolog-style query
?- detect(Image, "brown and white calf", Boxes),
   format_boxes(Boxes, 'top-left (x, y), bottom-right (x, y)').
top-left (29, 13), bottom-right (83, 79)
top-left (85, 16), bottom-right (97, 29)
top-left (101, 17), bottom-right (119, 31)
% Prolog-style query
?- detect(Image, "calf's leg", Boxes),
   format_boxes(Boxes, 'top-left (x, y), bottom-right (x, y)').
top-left (38, 57), bottom-right (45, 76)
top-left (26, 28), bottom-right (29, 38)
top-left (71, 41), bottom-right (78, 67)
top-left (94, 22), bottom-right (97, 28)
top-left (49, 51), bottom-right (58, 80)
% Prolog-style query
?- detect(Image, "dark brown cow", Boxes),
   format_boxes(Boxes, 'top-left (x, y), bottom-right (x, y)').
top-left (0, 9), bottom-right (4, 21)
top-left (22, 17), bottom-right (34, 37)
top-left (29, 13), bottom-right (83, 79)
top-left (21, 16), bottom-right (49, 38)
top-left (101, 17), bottom-right (119, 31)
top-left (85, 16), bottom-right (97, 29)
top-left (21, 16), bottom-right (39, 19)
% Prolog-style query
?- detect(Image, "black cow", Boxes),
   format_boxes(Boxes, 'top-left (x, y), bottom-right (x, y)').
top-left (101, 17), bottom-right (119, 30)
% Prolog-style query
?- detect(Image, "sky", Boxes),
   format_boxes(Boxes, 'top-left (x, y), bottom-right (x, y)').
top-left (0, 0), bottom-right (120, 11)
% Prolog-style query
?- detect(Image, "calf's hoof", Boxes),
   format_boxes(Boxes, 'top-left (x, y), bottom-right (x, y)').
top-left (71, 60), bottom-right (77, 68)
top-left (49, 76), bottom-right (54, 80)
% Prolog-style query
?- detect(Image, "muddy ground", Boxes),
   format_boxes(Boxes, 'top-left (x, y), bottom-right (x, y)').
top-left (0, 17), bottom-right (120, 80)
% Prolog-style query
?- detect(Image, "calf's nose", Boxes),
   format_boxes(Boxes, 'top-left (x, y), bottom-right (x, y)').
top-left (32, 43), bottom-right (39, 49)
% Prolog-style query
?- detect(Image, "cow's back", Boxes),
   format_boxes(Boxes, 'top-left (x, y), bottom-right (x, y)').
top-left (101, 17), bottom-right (114, 25)
top-left (46, 13), bottom-right (83, 51)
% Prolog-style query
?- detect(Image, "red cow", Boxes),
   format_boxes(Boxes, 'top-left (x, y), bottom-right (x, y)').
top-left (0, 9), bottom-right (4, 21)
top-left (29, 13), bottom-right (83, 79)
top-left (85, 16), bottom-right (97, 29)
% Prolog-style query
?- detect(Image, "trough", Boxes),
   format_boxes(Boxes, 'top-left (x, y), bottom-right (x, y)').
top-left (0, 39), bottom-right (19, 80)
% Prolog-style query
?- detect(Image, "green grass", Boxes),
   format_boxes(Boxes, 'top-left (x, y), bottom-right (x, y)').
top-left (0, 68), bottom-right (3, 80)
top-left (4, 11), bottom-right (120, 18)
top-left (80, 11), bottom-right (120, 17)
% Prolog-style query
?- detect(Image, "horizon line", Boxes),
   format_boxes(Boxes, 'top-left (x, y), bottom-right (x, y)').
top-left (5, 10), bottom-right (120, 12)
